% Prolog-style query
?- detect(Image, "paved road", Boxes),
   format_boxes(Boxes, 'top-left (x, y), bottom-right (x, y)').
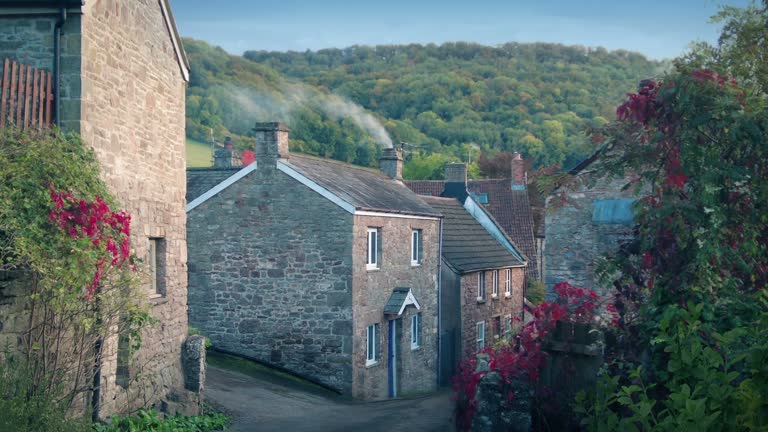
top-left (206, 365), bottom-right (456, 432)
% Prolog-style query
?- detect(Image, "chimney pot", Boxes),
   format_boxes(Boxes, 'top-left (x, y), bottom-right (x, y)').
top-left (380, 148), bottom-right (403, 181)
top-left (213, 138), bottom-right (242, 169)
top-left (254, 122), bottom-right (290, 168)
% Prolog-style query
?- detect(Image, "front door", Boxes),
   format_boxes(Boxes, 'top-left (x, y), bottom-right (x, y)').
top-left (388, 319), bottom-right (398, 398)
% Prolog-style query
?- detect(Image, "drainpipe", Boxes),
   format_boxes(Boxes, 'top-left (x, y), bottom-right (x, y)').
top-left (53, 5), bottom-right (67, 126)
top-left (436, 218), bottom-right (443, 387)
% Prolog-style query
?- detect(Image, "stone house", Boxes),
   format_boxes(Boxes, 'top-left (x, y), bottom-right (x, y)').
top-left (186, 123), bottom-right (441, 400)
top-left (406, 153), bottom-right (541, 282)
top-left (544, 156), bottom-right (638, 298)
top-left (0, 0), bottom-right (200, 419)
top-left (419, 163), bottom-right (528, 384)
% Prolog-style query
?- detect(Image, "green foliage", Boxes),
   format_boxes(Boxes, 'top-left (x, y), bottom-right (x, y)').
top-left (526, 280), bottom-right (547, 305)
top-left (184, 39), bottom-right (661, 174)
top-left (94, 409), bottom-right (230, 432)
top-left (0, 355), bottom-right (90, 432)
top-left (574, 3), bottom-right (768, 430)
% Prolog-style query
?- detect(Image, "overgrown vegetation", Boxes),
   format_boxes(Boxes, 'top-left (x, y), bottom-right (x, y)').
top-left (94, 409), bottom-right (230, 432)
top-left (0, 128), bottom-right (153, 429)
top-left (184, 38), bottom-right (661, 175)
top-left (571, 2), bottom-right (768, 430)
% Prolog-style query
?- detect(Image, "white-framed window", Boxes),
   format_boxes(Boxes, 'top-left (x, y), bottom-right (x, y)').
top-left (410, 229), bottom-right (422, 266)
top-left (149, 238), bottom-right (166, 298)
top-left (504, 314), bottom-right (512, 339)
top-left (476, 321), bottom-right (485, 352)
top-left (477, 272), bottom-right (486, 301)
top-left (411, 313), bottom-right (421, 349)
top-left (492, 270), bottom-right (499, 298)
top-left (505, 269), bottom-right (511, 297)
top-left (366, 228), bottom-right (380, 270)
top-left (366, 323), bottom-right (379, 365)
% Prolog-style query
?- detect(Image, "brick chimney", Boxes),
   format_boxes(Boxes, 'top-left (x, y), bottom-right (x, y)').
top-left (213, 136), bottom-right (242, 168)
top-left (512, 152), bottom-right (526, 189)
top-left (380, 148), bottom-right (403, 181)
top-left (442, 163), bottom-right (469, 201)
top-left (254, 122), bottom-right (289, 169)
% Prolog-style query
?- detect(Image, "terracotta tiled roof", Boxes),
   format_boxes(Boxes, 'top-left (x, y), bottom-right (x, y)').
top-left (406, 179), bottom-right (539, 280)
top-left (421, 196), bottom-right (525, 273)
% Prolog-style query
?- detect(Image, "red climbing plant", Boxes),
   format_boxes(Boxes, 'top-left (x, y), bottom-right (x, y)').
top-left (453, 283), bottom-right (612, 430)
top-left (48, 187), bottom-right (134, 300)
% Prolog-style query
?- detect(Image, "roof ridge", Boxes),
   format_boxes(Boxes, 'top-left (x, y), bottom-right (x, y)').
top-left (291, 153), bottom-right (385, 176)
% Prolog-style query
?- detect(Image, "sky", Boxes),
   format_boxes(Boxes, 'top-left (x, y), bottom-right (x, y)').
top-left (171, 0), bottom-right (752, 60)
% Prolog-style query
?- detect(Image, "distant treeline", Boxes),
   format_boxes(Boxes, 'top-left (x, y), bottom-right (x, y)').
top-left (185, 39), bottom-right (663, 178)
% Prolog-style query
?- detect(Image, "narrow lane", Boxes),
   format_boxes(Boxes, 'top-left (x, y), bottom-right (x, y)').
top-left (206, 365), bottom-right (455, 432)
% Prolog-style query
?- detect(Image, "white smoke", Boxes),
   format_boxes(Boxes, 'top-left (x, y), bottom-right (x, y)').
top-left (222, 81), bottom-right (393, 148)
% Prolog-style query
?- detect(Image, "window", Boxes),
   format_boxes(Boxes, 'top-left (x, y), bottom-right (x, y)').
top-left (472, 192), bottom-right (489, 204)
top-left (492, 270), bottom-right (499, 298)
top-left (477, 272), bottom-right (486, 301)
top-left (366, 323), bottom-right (379, 365)
top-left (504, 314), bottom-right (512, 339)
top-left (505, 269), bottom-right (512, 297)
top-left (493, 316), bottom-right (501, 339)
top-left (149, 238), bottom-right (166, 298)
top-left (411, 313), bottom-right (421, 349)
top-left (476, 321), bottom-right (485, 352)
top-left (116, 329), bottom-right (130, 388)
top-left (411, 229), bottom-right (423, 266)
top-left (366, 228), bottom-right (381, 270)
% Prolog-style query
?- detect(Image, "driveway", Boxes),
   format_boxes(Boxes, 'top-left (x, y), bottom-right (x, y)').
top-left (205, 365), bottom-right (456, 432)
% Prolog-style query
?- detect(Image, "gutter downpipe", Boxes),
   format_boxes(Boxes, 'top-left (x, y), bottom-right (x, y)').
top-left (437, 217), bottom-right (443, 387)
top-left (53, 5), bottom-right (67, 126)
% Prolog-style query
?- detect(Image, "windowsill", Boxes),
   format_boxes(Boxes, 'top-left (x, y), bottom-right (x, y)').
top-left (504, 293), bottom-right (512, 298)
top-left (366, 265), bottom-right (380, 272)
top-left (410, 262), bottom-right (421, 268)
top-left (149, 295), bottom-right (168, 306)
top-left (491, 294), bottom-right (498, 300)
top-left (365, 360), bottom-right (379, 368)
top-left (411, 345), bottom-right (421, 351)
top-left (476, 298), bottom-right (486, 304)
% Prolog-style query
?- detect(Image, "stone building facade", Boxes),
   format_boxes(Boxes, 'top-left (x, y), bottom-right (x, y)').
top-left (187, 123), bottom-right (441, 400)
top-left (419, 164), bottom-right (527, 383)
top-left (544, 160), bottom-right (638, 298)
top-left (0, 0), bottom-right (197, 419)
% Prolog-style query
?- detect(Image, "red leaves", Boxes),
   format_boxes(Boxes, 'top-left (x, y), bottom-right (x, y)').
top-left (616, 80), bottom-right (658, 124)
top-left (241, 150), bottom-right (256, 166)
top-left (48, 187), bottom-right (134, 300)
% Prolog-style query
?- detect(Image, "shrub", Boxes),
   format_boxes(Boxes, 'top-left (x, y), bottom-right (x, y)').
top-left (94, 409), bottom-right (230, 432)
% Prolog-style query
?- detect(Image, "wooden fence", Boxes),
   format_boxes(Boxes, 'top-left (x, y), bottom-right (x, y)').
top-left (0, 58), bottom-right (54, 130)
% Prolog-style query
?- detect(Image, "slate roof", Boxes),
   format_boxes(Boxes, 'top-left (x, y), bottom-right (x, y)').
top-left (383, 287), bottom-right (411, 315)
top-left (406, 179), bottom-right (539, 279)
top-left (283, 154), bottom-right (441, 217)
top-left (186, 167), bottom-right (241, 203)
top-left (421, 196), bottom-right (525, 273)
top-left (186, 154), bottom-right (440, 217)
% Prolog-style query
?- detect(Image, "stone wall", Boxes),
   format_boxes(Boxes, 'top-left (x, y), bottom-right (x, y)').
top-left (0, 10), bottom-right (82, 132)
top-left (79, 0), bottom-right (190, 418)
top-left (0, 0), bottom-right (192, 418)
top-left (460, 267), bottom-right (525, 356)
top-left (544, 175), bottom-right (638, 298)
top-left (350, 215), bottom-right (440, 399)
top-left (439, 260), bottom-right (462, 385)
top-left (187, 169), bottom-right (356, 393)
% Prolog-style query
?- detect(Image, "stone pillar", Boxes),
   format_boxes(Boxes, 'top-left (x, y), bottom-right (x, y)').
top-left (183, 335), bottom-right (206, 395)
top-left (254, 122), bottom-right (290, 170)
top-left (379, 148), bottom-right (403, 180)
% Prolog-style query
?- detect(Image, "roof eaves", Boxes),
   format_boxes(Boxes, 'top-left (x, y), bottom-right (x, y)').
top-left (159, 0), bottom-right (190, 82)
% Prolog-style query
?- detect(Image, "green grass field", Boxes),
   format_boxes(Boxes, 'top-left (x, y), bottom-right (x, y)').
top-left (187, 138), bottom-right (213, 168)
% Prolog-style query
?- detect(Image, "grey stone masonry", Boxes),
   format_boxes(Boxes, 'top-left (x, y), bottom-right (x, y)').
top-left (545, 173), bottom-right (638, 298)
top-left (379, 148), bottom-right (403, 180)
top-left (187, 166), bottom-right (356, 393)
